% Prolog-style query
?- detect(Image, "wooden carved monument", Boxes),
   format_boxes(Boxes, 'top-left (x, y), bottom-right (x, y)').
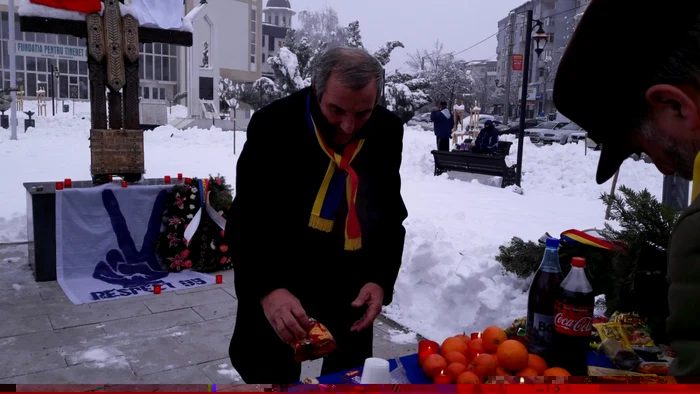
top-left (20, 0), bottom-right (193, 184)
top-left (15, 85), bottom-right (23, 111)
top-left (469, 102), bottom-right (481, 138)
top-left (37, 86), bottom-right (46, 116)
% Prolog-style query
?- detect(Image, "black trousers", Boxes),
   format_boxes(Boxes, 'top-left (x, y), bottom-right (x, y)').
top-left (230, 294), bottom-right (374, 384)
top-left (436, 137), bottom-right (450, 151)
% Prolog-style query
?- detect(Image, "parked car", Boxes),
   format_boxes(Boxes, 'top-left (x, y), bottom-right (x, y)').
top-left (540, 122), bottom-right (586, 144)
top-left (474, 118), bottom-right (510, 134)
top-left (505, 118), bottom-right (545, 135)
top-left (525, 121), bottom-right (569, 143)
top-left (411, 112), bottom-right (432, 123)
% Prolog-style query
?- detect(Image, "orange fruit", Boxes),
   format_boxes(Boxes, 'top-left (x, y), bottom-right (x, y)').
top-left (442, 336), bottom-right (469, 357)
top-left (482, 326), bottom-right (508, 353)
top-left (467, 338), bottom-right (485, 357)
top-left (495, 367), bottom-right (511, 376)
top-left (496, 340), bottom-right (529, 372)
top-left (471, 353), bottom-right (497, 378)
top-left (445, 351), bottom-right (468, 366)
top-left (455, 333), bottom-right (472, 347)
top-left (492, 353), bottom-right (499, 367)
top-left (446, 363), bottom-right (468, 382)
top-left (516, 367), bottom-right (539, 377)
top-left (543, 367), bottom-right (571, 376)
top-left (456, 371), bottom-right (482, 384)
top-left (527, 354), bottom-right (548, 375)
top-left (422, 354), bottom-right (448, 378)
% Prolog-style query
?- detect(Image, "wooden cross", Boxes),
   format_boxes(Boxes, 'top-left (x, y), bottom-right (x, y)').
top-left (20, 0), bottom-right (193, 183)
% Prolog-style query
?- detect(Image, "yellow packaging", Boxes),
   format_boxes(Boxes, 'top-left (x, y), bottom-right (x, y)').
top-left (587, 366), bottom-right (654, 376)
top-left (593, 322), bottom-right (634, 350)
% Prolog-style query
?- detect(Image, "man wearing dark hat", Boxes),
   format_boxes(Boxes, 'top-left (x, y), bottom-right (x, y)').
top-left (554, 0), bottom-right (700, 376)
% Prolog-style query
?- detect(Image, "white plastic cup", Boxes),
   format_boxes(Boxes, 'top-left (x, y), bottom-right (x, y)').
top-left (360, 357), bottom-right (391, 384)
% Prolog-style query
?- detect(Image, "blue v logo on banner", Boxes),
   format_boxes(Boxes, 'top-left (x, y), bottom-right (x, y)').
top-left (92, 189), bottom-right (169, 287)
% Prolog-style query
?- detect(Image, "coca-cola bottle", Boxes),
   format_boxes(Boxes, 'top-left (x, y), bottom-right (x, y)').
top-left (526, 238), bottom-right (563, 362)
top-left (553, 257), bottom-right (594, 376)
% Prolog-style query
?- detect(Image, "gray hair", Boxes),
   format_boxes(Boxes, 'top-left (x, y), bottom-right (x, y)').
top-left (311, 47), bottom-right (384, 104)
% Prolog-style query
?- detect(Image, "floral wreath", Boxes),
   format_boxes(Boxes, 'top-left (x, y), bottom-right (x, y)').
top-left (156, 175), bottom-right (233, 273)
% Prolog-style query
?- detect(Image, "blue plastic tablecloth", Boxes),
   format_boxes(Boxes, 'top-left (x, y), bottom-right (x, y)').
top-left (293, 350), bottom-right (614, 387)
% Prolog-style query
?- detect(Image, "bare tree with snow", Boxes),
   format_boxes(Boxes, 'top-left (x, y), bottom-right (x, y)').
top-left (408, 41), bottom-right (475, 107)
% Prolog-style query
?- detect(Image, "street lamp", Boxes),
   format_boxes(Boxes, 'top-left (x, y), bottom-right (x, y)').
top-left (515, 10), bottom-right (548, 188)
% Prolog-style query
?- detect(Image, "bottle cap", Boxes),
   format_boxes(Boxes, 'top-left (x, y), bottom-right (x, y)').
top-left (571, 257), bottom-right (586, 268)
top-left (546, 238), bottom-right (559, 248)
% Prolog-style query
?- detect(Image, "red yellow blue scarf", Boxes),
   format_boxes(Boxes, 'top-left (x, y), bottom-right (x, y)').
top-left (306, 94), bottom-right (364, 251)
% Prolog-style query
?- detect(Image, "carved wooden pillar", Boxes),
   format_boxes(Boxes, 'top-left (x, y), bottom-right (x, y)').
top-left (122, 14), bottom-right (140, 130)
top-left (86, 13), bottom-right (107, 130)
top-left (103, 0), bottom-right (126, 130)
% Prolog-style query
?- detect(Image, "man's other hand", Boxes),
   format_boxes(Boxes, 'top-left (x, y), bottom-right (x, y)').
top-left (261, 289), bottom-right (311, 344)
top-left (350, 283), bottom-right (384, 332)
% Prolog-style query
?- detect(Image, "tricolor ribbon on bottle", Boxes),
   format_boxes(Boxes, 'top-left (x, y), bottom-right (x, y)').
top-left (183, 178), bottom-right (227, 243)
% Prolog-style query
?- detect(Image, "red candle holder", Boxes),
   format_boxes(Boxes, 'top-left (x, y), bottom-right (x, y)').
top-left (153, 285), bottom-right (161, 294)
top-left (433, 372), bottom-right (451, 384)
top-left (164, 175), bottom-right (171, 184)
top-left (418, 339), bottom-right (439, 365)
top-left (184, 177), bottom-right (191, 184)
top-left (121, 180), bottom-right (128, 188)
top-left (216, 274), bottom-right (223, 284)
top-left (55, 182), bottom-right (64, 190)
top-left (108, 175), bottom-right (113, 182)
top-left (64, 178), bottom-right (72, 188)
top-left (177, 173), bottom-right (183, 181)
top-left (471, 332), bottom-right (482, 340)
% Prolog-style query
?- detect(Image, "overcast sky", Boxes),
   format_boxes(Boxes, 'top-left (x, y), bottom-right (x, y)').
top-left (290, 0), bottom-right (528, 71)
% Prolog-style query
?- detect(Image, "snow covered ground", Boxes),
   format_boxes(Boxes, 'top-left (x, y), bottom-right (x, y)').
top-left (0, 100), bottom-right (665, 343)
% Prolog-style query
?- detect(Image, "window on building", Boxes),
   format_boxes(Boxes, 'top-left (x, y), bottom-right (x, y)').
top-left (547, 33), bottom-right (554, 42)
top-left (251, 9), bottom-right (257, 64)
top-left (275, 15), bottom-right (279, 25)
top-left (283, 16), bottom-right (286, 26)
top-left (262, 53), bottom-right (266, 63)
top-left (544, 49), bottom-right (552, 58)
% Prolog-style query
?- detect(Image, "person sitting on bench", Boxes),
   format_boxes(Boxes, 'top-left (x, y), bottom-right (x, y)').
top-left (471, 120), bottom-right (499, 154)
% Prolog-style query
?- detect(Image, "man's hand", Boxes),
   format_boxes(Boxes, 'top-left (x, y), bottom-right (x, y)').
top-left (432, 106), bottom-right (440, 112)
top-left (350, 283), bottom-right (384, 332)
top-left (261, 289), bottom-right (311, 344)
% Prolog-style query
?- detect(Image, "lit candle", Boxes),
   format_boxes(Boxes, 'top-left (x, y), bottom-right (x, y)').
top-left (64, 178), bottom-right (72, 188)
top-left (121, 180), bottom-right (128, 188)
top-left (108, 175), bottom-right (113, 182)
top-left (177, 173), bottom-right (183, 181)
top-left (418, 340), bottom-right (439, 365)
top-left (519, 377), bottom-right (525, 384)
top-left (153, 284), bottom-right (161, 294)
top-left (164, 175), bottom-right (171, 184)
top-left (216, 274), bottom-right (223, 284)
top-left (185, 177), bottom-right (191, 184)
top-left (433, 371), bottom-right (451, 384)
top-left (471, 332), bottom-right (479, 340)
top-left (55, 181), bottom-right (64, 190)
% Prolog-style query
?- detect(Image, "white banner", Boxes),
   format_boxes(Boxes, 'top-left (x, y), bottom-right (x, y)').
top-left (55, 183), bottom-right (216, 305)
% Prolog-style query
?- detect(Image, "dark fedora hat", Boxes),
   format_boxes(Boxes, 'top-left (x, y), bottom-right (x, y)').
top-left (553, 0), bottom-right (700, 184)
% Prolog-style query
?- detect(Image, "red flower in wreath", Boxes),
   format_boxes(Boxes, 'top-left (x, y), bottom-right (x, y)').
top-left (167, 232), bottom-right (180, 247)
top-left (220, 256), bottom-right (231, 265)
top-left (168, 249), bottom-right (193, 271)
top-left (219, 245), bottom-right (228, 253)
top-left (174, 194), bottom-right (185, 209)
top-left (169, 216), bottom-right (183, 227)
top-left (220, 230), bottom-right (225, 238)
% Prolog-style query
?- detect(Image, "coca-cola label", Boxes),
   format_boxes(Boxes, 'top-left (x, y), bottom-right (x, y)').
top-left (553, 300), bottom-right (593, 336)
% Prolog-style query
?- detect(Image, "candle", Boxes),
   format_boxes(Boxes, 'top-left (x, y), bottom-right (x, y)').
top-left (185, 177), bottom-right (191, 184)
top-left (121, 180), bottom-right (128, 188)
top-left (216, 274), bottom-right (223, 284)
top-left (177, 173), bottom-right (183, 181)
top-left (64, 178), bottom-right (72, 188)
top-left (55, 181), bottom-right (64, 190)
top-left (471, 332), bottom-right (482, 340)
top-left (164, 175), bottom-right (171, 184)
top-left (108, 175), bottom-right (113, 182)
top-left (433, 371), bottom-right (451, 384)
top-left (153, 285), bottom-right (161, 294)
top-left (418, 340), bottom-right (439, 365)
top-left (519, 377), bottom-right (525, 384)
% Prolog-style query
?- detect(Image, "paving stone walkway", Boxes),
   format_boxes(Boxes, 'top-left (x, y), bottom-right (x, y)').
top-left (0, 244), bottom-right (418, 384)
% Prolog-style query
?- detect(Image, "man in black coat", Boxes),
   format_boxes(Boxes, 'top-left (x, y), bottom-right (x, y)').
top-left (226, 47), bottom-right (408, 384)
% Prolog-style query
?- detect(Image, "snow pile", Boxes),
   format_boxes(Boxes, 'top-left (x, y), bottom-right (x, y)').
top-left (76, 348), bottom-right (129, 369)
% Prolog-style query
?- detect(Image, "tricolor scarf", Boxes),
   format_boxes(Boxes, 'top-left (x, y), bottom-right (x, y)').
top-left (306, 94), bottom-right (365, 251)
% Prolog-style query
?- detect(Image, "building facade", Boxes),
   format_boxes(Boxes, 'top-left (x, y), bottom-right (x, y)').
top-left (495, 0), bottom-right (590, 119)
top-left (261, 0), bottom-right (294, 79)
top-left (464, 60), bottom-right (498, 113)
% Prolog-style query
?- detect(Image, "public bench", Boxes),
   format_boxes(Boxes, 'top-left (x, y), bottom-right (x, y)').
top-left (431, 150), bottom-right (517, 188)
top-left (460, 139), bottom-right (513, 156)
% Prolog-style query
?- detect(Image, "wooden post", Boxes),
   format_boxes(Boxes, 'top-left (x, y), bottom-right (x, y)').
top-left (605, 168), bottom-right (620, 220)
top-left (37, 88), bottom-right (46, 116)
top-left (16, 86), bottom-right (23, 111)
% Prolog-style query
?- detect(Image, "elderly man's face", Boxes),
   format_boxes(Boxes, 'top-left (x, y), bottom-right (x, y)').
top-left (638, 84), bottom-right (700, 179)
top-left (318, 74), bottom-right (377, 145)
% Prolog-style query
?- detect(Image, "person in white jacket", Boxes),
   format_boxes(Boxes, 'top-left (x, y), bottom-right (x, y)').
top-left (453, 100), bottom-right (465, 131)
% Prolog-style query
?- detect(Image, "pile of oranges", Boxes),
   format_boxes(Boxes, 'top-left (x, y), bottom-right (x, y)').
top-left (422, 326), bottom-right (571, 383)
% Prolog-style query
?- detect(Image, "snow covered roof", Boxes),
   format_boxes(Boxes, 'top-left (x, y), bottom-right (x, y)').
top-left (264, 6), bottom-right (296, 15)
top-left (18, 0), bottom-right (194, 32)
top-left (266, 0), bottom-right (291, 9)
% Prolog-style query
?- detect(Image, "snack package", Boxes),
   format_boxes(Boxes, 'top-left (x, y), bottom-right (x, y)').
top-left (587, 366), bottom-right (654, 376)
top-left (636, 362), bottom-right (669, 376)
top-left (610, 312), bottom-right (656, 349)
top-left (597, 338), bottom-right (643, 371)
top-left (292, 318), bottom-right (338, 362)
top-left (594, 322), bottom-right (634, 350)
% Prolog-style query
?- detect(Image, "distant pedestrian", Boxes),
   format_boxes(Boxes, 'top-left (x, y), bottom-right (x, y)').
top-left (453, 99), bottom-right (465, 132)
top-left (431, 101), bottom-right (454, 151)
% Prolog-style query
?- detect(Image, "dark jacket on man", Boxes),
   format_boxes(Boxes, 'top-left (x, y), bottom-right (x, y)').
top-left (473, 124), bottom-right (499, 154)
top-left (431, 107), bottom-right (454, 139)
top-left (226, 86), bottom-right (408, 384)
